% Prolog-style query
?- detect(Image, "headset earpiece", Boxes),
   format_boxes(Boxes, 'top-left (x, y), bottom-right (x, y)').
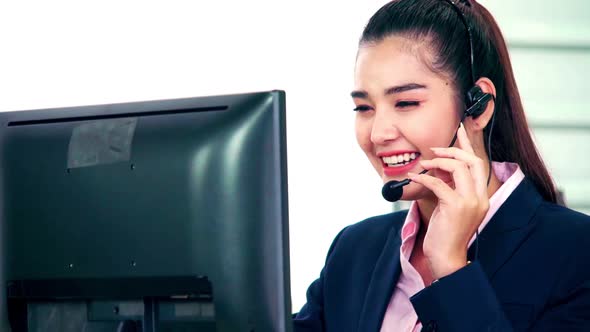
top-left (465, 85), bottom-right (492, 119)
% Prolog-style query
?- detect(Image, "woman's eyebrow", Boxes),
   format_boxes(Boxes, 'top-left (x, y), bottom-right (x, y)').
top-left (350, 83), bottom-right (427, 99)
top-left (384, 83), bottom-right (427, 95)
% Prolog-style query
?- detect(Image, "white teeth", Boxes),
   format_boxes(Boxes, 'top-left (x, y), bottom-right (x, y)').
top-left (381, 152), bottom-right (419, 166)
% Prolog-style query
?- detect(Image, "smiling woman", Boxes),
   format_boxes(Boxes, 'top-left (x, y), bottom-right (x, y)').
top-left (352, 36), bottom-right (467, 200)
top-left (293, 0), bottom-right (590, 331)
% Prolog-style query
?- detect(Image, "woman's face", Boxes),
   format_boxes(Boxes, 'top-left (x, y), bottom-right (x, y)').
top-left (353, 35), bottom-right (461, 201)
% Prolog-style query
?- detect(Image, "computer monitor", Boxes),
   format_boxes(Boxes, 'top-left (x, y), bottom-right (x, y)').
top-left (0, 90), bottom-right (292, 332)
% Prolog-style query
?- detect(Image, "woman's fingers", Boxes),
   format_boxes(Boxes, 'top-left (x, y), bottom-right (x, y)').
top-left (430, 123), bottom-right (489, 198)
top-left (408, 171), bottom-right (458, 203)
top-left (430, 146), bottom-right (488, 198)
top-left (457, 122), bottom-right (475, 154)
top-left (418, 122), bottom-right (491, 203)
top-left (419, 158), bottom-right (474, 198)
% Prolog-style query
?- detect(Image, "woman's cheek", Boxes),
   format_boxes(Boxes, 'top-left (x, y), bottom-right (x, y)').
top-left (354, 117), bottom-right (373, 151)
top-left (416, 116), bottom-right (452, 148)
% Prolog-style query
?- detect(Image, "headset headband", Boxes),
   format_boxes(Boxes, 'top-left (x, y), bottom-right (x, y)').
top-left (441, 0), bottom-right (476, 85)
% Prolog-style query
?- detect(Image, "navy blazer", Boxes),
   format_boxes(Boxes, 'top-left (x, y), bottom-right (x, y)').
top-left (293, 178), bottom-right (590, 331)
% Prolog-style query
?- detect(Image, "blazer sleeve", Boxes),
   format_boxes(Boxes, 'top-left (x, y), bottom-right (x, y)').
top-left (410, 241), bottom-right (590, 331)
top-left (410, 261), bottom-right (515, 331)
top-left (292, 227), bottom-right (349, 332)
top-left (528, 279), bottom-right (590, 332)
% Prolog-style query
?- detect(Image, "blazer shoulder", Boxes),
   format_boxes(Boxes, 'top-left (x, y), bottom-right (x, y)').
top-left (534, 202), bottom-right (590, 238)
top-left (532, 202), bottom-right (590, 274)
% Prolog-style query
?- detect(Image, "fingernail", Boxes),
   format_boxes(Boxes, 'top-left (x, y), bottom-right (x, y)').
top-left (407, 172), bottom-right (417, 179)
top-left (430, 147), bottom-right (442, 151)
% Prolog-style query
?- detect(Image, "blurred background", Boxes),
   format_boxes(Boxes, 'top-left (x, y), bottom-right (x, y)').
top-left (0, 0), bottom-right (588, 313)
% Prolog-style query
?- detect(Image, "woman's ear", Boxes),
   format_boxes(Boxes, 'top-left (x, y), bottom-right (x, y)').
top-left (465, 77), bottom-right (496, 132)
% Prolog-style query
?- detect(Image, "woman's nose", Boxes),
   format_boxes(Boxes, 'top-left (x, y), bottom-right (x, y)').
top-left (370, 110), bottom-right (401, 145)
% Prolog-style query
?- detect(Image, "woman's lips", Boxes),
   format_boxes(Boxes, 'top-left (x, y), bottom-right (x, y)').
top-left (382, 155), bottom-right (421, 177)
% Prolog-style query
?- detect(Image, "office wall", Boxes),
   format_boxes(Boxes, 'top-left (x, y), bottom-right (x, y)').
top-left (1, 0), bottom-right (588, 313)
top-left (480, 0), bottom-right (590, 214)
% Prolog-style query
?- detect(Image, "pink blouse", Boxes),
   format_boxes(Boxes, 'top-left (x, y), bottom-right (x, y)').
top-left (380, 162), bottom-right (525, 331)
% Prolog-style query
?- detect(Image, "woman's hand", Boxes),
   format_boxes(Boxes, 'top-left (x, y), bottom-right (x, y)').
top-left (408, 123), bottom-right (490, 279)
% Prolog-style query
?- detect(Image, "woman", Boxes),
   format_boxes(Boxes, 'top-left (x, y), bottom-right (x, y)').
top-left (293, 0), bottom-right (590, 331)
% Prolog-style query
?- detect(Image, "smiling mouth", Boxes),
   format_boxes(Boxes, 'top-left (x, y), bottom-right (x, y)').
top-left (381, 152), bottom-right (421, 167)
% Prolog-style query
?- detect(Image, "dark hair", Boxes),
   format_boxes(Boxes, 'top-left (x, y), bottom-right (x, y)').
top-left (359, 0), bottom-right (558, 203)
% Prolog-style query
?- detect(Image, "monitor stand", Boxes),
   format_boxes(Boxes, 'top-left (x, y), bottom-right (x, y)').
top-left (8, 276), bottom-right (217, 331)
top-left (9, 297), bottom-right (217, 331)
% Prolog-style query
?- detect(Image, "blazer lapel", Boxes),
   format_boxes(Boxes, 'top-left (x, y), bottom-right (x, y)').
top-left (357, 218), bottom-right (404, 332)
top-left (468, 178), bottom-right (544, 279)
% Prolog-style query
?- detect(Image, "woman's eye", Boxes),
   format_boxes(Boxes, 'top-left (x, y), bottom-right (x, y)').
top-left (353, 105), bottom-right (372, 112)
top-left (396, 101), bottom-right (420, 108)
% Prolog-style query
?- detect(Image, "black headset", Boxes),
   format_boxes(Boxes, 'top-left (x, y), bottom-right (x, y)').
top-left (445, 0), bottom-right (497, 264)
top-left (466, 85), bottom-right (493, 119)
top-left (444, 0), bottom-right (493, 121)
top-left (445, 0), bottom-right (497, 191)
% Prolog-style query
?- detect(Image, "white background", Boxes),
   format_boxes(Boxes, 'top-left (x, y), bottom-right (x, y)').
top-left (1, 0), bottom-right (589, 312)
